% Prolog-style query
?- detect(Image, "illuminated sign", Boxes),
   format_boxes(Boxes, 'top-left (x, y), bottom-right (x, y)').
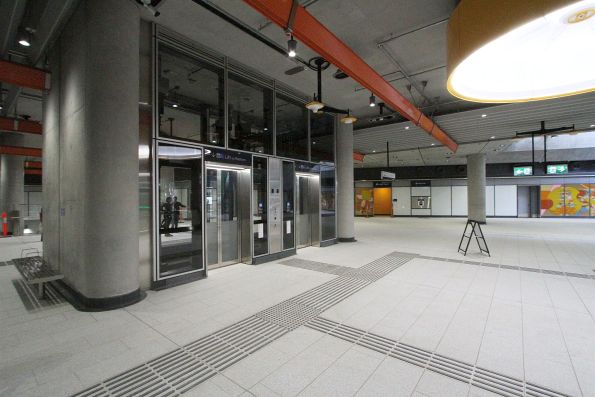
top-left (546, 164), bottom-right (568, 175)
top-left (513, 166), bottom-right (533, 176)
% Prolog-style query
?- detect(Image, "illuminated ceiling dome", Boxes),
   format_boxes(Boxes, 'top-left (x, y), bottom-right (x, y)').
top-left (447, 0), bottom-right (595, 103)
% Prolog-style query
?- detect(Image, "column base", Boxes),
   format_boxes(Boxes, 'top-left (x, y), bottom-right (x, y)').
top-left (54, 280), bottom-right (144, 311)
top-left (338, 237), bottom-right (357, 243)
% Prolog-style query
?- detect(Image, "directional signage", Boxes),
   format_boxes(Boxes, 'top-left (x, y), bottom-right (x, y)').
top-left (513, 166), bottom-right (533, 176)
top-left (546, 164), bottom-right (568, 175)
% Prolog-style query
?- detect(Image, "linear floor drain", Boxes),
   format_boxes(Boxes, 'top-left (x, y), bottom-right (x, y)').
top-left (71, 253), bottom-right (415, 396)
top-left (279, 258), bottom-right (350, 276)
top-left (418, 255), bottom-right (594, 280)
top-left (307, 316), bottom-right (571, 397)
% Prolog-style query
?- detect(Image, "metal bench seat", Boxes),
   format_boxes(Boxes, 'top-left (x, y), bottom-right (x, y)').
top-left (13, 256), bottom-right (64, 299)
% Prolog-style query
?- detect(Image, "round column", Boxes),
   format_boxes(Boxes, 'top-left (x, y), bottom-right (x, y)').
top-left (467, 153), bottom-right (487, 223)
top-left (336, 118), bottom-right (355, 241)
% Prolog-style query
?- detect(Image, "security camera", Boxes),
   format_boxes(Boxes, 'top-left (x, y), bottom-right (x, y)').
top-left (138, 0), bottom-right (160, 17)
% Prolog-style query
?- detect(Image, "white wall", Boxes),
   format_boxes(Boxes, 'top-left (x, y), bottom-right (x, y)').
top-left (431, 186), bottom-right (451, 216)
top-left (495, 185), bottom-right (518, 216)
top-left (451, 186), bottom-right (468, 216)
top-left (392, 187), bottom-right (411, 215)
top-left (486, 185), bottom-right (495, 216)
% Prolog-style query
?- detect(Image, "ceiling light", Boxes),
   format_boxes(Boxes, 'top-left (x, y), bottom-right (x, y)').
top-left (590, 124), bottom-right (595, 128)
top-left (287, 35), bottom-right (297, 58)
top-left (172, 104), bottom-right (178, 108)
top-left (369, 93), bottom-right (376, 107)
top-left (447, 1), bottom-right (595, 103)
top-left (17, 27), bottom-right (31, 47)
top-left (431, 143), bottom-right (435, 146)
top-left (481, 114), bottom-right (487, 118)
top-left (340, 110), bottom-right (357, 124)
top-left (405, 126), bottom-right (410, 130)
top-left (305, 94), bottom-right (325, 112)
top-left (490, 136), bottom-right (496, 139)
top-left (372, 150), bottom-right (376, 153)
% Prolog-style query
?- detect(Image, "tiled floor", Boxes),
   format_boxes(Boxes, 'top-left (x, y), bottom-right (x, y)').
top-left (1, 217), bottom-right (594, 397)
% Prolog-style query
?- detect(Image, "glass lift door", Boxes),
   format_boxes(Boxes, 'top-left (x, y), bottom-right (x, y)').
top-left (206, 168), bottom-right (240, 268)
top-left (296, 174), bottom-right (320, 248)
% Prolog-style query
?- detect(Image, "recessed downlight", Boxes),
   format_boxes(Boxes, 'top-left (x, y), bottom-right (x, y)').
top-left (405, 126), bottom-right (410, 130)
top-left (481, 114), bottom-right (487, 118)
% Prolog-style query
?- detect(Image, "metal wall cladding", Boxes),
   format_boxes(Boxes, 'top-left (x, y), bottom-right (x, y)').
top-left (268, 158), bottom-right (282, 254)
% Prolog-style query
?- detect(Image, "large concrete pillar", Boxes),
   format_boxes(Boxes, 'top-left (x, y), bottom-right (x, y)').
top-left (467, 153), bottom-right (487, 223)
top-left (336, 119), bottom-right (355, 241)
top-left (43, 0), bottom-right (140, 309)
top-left (0, 133), bottom-right (25, 236)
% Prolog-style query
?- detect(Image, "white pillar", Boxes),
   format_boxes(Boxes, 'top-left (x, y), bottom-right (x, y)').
top-left (467, 153), bottom-right (486, 223)
top-left (336, 118), bottom-right (355, 241)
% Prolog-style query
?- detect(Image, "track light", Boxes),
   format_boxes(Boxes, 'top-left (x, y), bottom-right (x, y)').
top-left (341, 110), bottom-right (357, 124)
top-left (287, 35), bottom-right (297, 58)
top-left (369, 93), bottom-right (376, 107)
top-left (18, 27), bottom-right (31, 47)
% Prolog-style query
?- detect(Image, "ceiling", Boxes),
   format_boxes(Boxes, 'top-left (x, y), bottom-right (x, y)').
top-left (148, 0), bottom-right (595, 167)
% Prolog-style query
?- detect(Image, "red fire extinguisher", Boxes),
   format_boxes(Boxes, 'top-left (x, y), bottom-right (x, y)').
top-left (1, 212), bottom-right (7, 237)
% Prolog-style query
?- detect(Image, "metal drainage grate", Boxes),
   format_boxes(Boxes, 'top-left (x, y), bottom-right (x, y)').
top-left (279, 258), bottom-right (350, 276)
top-left (418, 255), bottom-right (595, 280)
top-left (307, 317), bottom-right (571, 397)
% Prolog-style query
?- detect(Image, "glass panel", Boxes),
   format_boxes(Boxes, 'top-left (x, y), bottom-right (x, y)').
top-left (221, 170), bottom-right (240, 262)
top-left (206, 169), bottom-right (219, 266)
top-left (276, 94), bottom-right (308, 160)
top-left (297, 177), bottom-right (310, 247)
top-left (158, 45), bottom-right (225, 145)
top-left (253, 157), bottom-right (268, 255)
top-left (540, 184), bottom-right (564, 216)
top-left (282, 161), bottom-right (295, 250)
top-left (158, 145), bottom-right (203, 277)
top-left (564, 184), bottom-right (590, 217)
top-left (310, 112), bottom-right (335, 163)
top-left (228, 73), bottom-right (273, 154)
top-left (320, 165), bottom-right (336, 241)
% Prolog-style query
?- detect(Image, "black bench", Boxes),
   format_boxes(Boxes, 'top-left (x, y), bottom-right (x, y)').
top-left (13, 256), bottom-right (64, 299)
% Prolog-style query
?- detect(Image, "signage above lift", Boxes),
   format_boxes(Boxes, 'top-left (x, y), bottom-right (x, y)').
top-left (205, 148), bottom-right (252, 166)
top-left (513, 166), bottom-right (533, 176)
top-left (411, 180), bottom-right (431, 187)
top-left (546, 164), bottom-right (568, 175)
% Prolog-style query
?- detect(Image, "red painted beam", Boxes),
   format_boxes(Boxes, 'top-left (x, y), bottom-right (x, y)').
top-left (0, 145), bottom-right (42, 157)
top-left (353, 152), bottom-right (365, 162)
top-left (242, 0), bottom-right (458, 152)
top-left (0, 117), bottom-right (43, 135)
top-left (25, 161), bottom-right (42, 169)
top-left (25, 169), bottom-right (43, 175)
top-left (0, 59), bottom-right (50, 91)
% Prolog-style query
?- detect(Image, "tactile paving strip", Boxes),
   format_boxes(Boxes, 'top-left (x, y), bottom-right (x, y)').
top-left (418, 255), bottom-right (595, 280)
top-left (71, 253), bottom-right (416, 397)
top-left (307, 317), bottom-right (572, 397)
top-left (279, 258), bottom-right (350, 276)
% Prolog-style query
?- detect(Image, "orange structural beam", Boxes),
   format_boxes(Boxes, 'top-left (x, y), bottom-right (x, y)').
top-left (25, 161), bottom-right (42, 169)
top-left (242, 0), bottom-right (458, 152)
top-left (25, 169), bottom-right (42, 175)
top-left (353, 152), bottom-right (365, 162)
top-left (0, 145), bottom-right (42, 157)
top-left (0, 116), bottom-right (43, 134)
top-left (0, 59), bottom-right (50, 91)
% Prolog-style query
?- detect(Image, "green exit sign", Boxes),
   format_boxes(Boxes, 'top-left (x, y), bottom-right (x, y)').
top-left (513, 166), bottom-right (533, 176)
top-left (547, 164), bottom-right (568, 174)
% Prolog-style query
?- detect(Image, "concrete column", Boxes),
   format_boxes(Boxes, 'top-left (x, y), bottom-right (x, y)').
top-left (43, 0), bottom-right (140, 309)
top-left (0, 133), bottom-right (25, 236)
top-left (336, 118), bottom-right (355, 241)
top-left (467, 153), bottom-right (487, 223)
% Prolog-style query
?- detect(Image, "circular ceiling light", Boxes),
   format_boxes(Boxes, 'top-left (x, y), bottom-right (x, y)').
top-left (447, 0), bottom-right (595, 103)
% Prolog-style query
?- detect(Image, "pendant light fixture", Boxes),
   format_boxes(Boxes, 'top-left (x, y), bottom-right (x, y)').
top-left (369, 93), bottom-right (376, 107)
top-left (304, 57), bottom-right (329, 112)
top-left (305, 94), bottom-right (324, 112)
top-left (447, 0), bottom-right (595, 103)
top-left (287, 34), bottom-right (297, 57)
top-left (341, 110), bottom-right (357, 124)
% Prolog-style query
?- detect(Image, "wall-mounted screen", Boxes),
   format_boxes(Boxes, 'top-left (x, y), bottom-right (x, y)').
top-left (513, 166), bottom-right (533, 176)
top-left (547, 164), bottom-right (568, 175)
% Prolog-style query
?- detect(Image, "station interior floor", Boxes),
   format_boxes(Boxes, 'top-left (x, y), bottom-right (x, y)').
top-left (1, 217), bottom-right (595, 397)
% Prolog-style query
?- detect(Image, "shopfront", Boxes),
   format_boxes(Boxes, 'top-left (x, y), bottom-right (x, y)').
top-left (150, 27), bottom-right (337, 288)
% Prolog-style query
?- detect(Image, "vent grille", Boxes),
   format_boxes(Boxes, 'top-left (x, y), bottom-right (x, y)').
top-left (307, 317), bottom-right (571, 397)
